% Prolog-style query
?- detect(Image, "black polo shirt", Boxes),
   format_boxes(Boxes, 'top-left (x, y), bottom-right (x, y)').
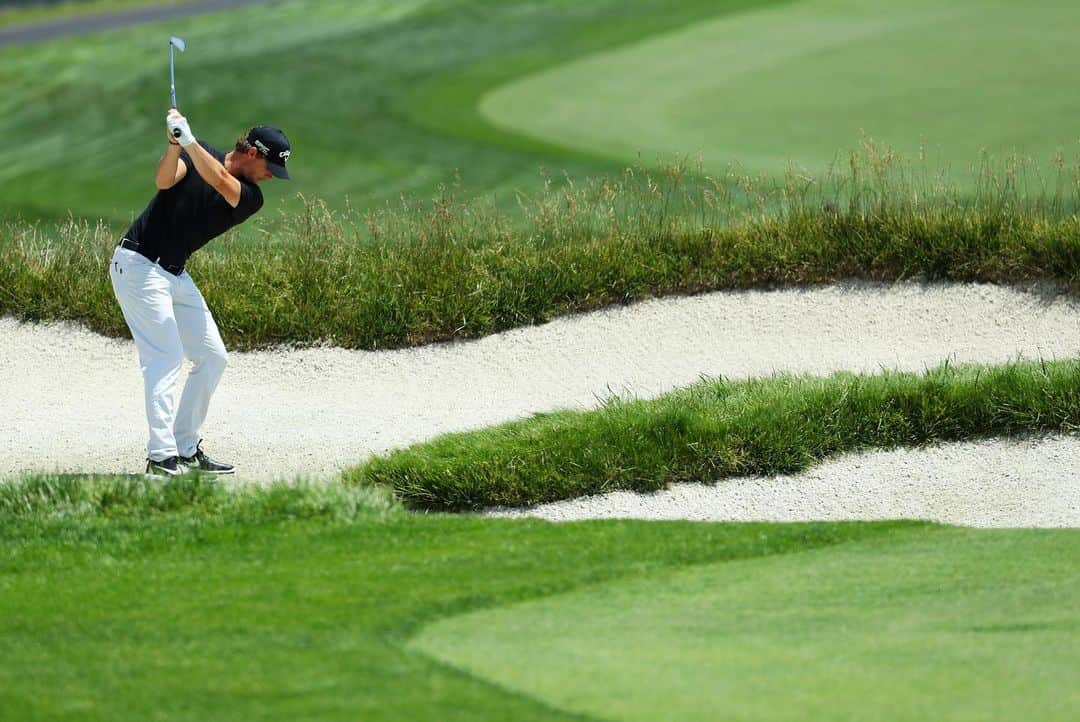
top-left (124, 140), bottom-right (263, 269)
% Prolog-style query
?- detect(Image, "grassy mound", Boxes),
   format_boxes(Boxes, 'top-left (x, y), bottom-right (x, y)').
top-left (482, 0), bottom-right (1080, 180)
top-left (347, 358), bottom-right (1080, 510)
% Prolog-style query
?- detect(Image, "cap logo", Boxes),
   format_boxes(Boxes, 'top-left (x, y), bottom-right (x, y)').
top-left (279, 149), bottom-right (290, 163)
top-left (253, 139), bottom-right (270, 156)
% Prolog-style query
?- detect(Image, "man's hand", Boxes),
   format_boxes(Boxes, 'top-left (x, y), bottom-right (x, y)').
top-left (166, 109), bottom-right (195, 147)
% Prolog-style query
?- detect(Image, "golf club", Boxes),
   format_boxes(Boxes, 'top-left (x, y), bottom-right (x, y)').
top-left (169, 35), bottom-right (185, 137)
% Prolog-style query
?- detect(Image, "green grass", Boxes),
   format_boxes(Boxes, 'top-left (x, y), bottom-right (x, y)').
top-left (0, 472), bottom-right (398, 523)
top-left (4, 151), bottom-right (1080, 349)
top-left (483, 0), bottom-right (1080, 181)
top-left (0, 475), bottom-right (917, 722)
top-left (4, 5), bottom-right (1078, 716)
top-left (5, 0), bottom-right (1076, 233)
top-left (347, 357), bottom-right (1080, 510)
top-left (0, 0), bottom-right (204, 29)
top-left (0, 0), bottom-right (748, 231)
top-left (2, 482), bottom-right (1076, 721)
top-left (411, 526), bottom-right (1080, 722)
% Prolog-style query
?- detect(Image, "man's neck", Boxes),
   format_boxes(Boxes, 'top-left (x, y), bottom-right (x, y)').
top-left (223, 151), bottom-right (240, 179)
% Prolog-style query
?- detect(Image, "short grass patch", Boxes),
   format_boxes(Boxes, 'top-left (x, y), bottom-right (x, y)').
top-left (411, 526), bottom-right (1080, 722)
top-left (3, 490), bottom-right (1075, 721)
top-left (482, 0), bottom-right (1080, 181)
top-left (0, 482), bottom-right (910, 722)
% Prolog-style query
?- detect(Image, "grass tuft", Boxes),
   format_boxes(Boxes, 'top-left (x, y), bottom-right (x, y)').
top-left (0, 473), bottom-right (400, 524)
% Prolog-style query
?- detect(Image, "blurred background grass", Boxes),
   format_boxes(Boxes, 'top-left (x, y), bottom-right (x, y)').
top-left (2, 0), bottom-right (1078, 240)
top-left (0, 0), bottom-right (743, 232)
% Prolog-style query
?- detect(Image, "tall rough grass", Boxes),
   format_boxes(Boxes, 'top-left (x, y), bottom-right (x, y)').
top-left (345, 358), bottom-right (1080, 510)
top-left (2, 143), bottom-right (1079, 349)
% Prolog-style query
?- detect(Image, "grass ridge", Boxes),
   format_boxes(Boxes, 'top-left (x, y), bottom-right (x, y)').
top-left (3, 150), bottom-right (1080, 350)
top-left (346, 357), bottom-right (1080, 510)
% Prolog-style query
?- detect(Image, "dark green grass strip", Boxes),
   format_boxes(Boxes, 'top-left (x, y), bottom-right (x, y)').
top-left (3, 189), bottom-right (1080, 350)
top-left (346, 358), bottom-right (1080, 510)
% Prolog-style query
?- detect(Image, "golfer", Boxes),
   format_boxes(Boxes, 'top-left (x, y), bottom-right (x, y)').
top-left (109, 109), bottom-right (291, 477)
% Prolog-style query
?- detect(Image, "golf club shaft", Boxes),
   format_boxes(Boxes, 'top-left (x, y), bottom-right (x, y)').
top-left (169, 43), bottom-right (177, 109)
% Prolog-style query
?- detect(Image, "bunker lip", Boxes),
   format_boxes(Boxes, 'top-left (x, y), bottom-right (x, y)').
top-left (2, 281), bottom-right (1079, 523)
top-left (488, 433), bottom-right (1080, 528)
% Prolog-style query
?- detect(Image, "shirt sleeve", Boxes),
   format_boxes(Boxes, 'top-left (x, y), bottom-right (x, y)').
top-left (231, 180), bottom-right (264, 222)
top-left (175, 149), bottom-right (193, 183)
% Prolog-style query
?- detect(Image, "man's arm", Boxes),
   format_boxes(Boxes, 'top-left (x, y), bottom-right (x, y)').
top-left (155, 141), bottom-right (187, 189)
top-left (183, 141), bottom-right (242, 208)
top-left (166, 110), bottom-right (242, 208)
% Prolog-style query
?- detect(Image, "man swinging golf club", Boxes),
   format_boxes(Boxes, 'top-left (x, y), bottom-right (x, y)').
top-left (110, 67), bottom-right (291, 476)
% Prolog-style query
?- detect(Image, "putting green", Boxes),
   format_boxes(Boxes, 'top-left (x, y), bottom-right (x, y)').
top-left (409, 527), bottom-right (1080, 722)
top-left (481, 0), bottom-right (1080, 178)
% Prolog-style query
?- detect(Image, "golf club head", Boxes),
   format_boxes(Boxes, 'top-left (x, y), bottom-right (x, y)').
top-left (169, 35), bottom-right (185, 113)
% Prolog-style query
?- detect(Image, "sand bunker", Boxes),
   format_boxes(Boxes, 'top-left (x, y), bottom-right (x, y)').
top-left (2, 281), bottom-right (1078, 526)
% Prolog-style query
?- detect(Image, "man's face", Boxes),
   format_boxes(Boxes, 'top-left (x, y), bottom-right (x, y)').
top-left (245, 151), bottom-right (273, 184)
top-left (228, 147), bottom-right (272, 184)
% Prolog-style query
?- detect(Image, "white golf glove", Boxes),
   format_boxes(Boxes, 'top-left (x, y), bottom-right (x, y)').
top-left (166, 111), bottom-right (195, 147)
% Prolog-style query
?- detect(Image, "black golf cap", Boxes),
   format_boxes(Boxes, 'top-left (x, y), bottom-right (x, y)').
top-left (247, 126), bottom-right (291, 179)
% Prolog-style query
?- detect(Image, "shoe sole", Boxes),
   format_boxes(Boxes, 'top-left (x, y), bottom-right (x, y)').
top-left (145, 461), bottom-right (190, 478)
top-left (178, 466), bottom-right (235, 475)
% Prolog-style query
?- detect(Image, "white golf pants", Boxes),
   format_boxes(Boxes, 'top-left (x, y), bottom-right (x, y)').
top-left (109, 246), bottom-right (228, 462)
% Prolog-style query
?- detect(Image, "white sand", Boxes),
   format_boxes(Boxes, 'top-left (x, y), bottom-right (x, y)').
top-left (2, 280), bottom-right (1078, 526)
top-left (491, 434), bottom-right (1080, 528)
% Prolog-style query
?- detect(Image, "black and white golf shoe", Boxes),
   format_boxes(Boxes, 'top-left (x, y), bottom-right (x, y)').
top-left (179, 441), bottom-right (235, 475)
top-left (145, 456), bottom-right (187, 478)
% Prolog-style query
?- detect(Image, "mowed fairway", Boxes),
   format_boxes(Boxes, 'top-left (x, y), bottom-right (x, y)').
top-left (3, 498), bottom-right (1078, 721)
top-left (412, 527), bottom-right (1080, 722)
top-left (0, 0), bottom-right (735, 229)
top-left (482, 0), bottom-right (1080, 178)
top-left (0, 501), bottom-right (909, 722)
top-left (7, 0), bottom-right (1076, 230)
